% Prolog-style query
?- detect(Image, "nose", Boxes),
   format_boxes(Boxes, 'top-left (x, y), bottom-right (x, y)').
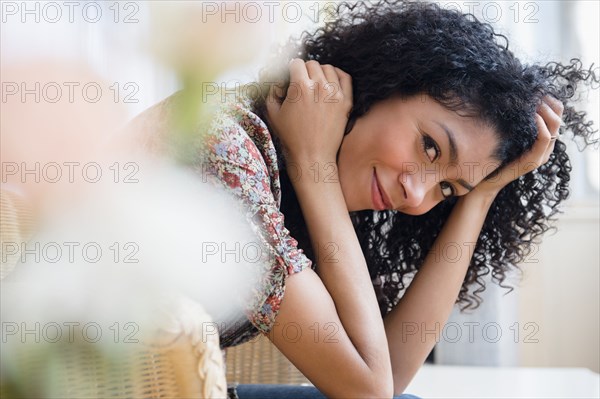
top-left (398, 170), bottom-right (437, 209)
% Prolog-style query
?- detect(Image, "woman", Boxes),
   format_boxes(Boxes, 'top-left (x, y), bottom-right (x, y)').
top-left (133, 1), bottom-right (597, 398)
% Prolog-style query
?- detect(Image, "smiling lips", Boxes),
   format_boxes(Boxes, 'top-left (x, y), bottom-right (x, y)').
top-left (372, 168), bottom-right (394, 211)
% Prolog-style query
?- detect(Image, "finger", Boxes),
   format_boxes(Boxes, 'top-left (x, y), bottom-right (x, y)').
top-left (518, 114), bottom-right (552, 173)
top-left (535, 113), bottom-right (556, 165)
top-left (289, 58), bottom-right (309, 82)
top-left (321, 64), bottom-right (342, 94)
top-left (537, 100), bottom-right (563, 136)
top-left (542, 95), bottom-right (565, 117)
top-left (304, 60), bottom-right (326, 82)
top-left (265, 83), bottom-right (282, 116)
top-left (321, 64), bottom-right (338, 81)
top-left (334, 67), bottom-right (353, 103)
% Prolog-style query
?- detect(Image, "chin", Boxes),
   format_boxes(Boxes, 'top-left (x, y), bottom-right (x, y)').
top-left (397, 207), bottom-right (435, 216)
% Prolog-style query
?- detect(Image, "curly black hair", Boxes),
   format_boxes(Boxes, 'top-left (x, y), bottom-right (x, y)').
top-left (247, 0), bottom-right (598, 316)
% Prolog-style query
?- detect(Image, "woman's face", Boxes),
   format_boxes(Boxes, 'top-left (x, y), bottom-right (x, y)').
top-left (337, 95), bottom-right (500, 215)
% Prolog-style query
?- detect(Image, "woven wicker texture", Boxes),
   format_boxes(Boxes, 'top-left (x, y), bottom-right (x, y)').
top-left (2, 328), bottom-right (227, 398)
top-left (0, 189), bottom-right (36, 279)
top-left (225, 334), bottom-right (310, 385)
top-left (0, 189), bottom-right (228, 398)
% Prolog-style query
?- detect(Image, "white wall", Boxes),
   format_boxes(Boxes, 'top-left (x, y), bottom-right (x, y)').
top-left (518, 205), bottom-right (600, 373)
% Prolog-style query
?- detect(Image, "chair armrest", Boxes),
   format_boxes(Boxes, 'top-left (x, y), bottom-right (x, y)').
top-left (145, 296), bottom-right (228, 398)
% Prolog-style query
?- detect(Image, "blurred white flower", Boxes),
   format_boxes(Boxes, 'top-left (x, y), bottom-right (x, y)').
top-left (148, 1), bottom-right (275, 80)
top-left (2, 156), bottom-right (262, 335)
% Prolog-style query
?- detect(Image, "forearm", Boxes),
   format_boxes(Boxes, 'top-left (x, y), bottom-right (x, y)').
top-left (384, 192), bottom-right (497, 395)
top-left (289, 159), bottom-right (391, 375)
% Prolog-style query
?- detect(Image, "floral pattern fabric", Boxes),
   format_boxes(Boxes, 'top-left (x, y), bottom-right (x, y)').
top-left (197, 90), bottom-right (314, 347)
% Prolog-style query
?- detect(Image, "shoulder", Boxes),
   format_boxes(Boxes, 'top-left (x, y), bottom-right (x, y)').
top-left (200, 87), bottom-right (282, 206)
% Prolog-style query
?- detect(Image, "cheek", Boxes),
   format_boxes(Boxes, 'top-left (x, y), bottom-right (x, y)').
top-left (454, 161), bottom-right (496, 184)
top-left (401, 187), bottom-right (443, 215)
top-left (375, 131), bottom-right (412, 163)
top-left (402, 201), bottom-right (439, 216)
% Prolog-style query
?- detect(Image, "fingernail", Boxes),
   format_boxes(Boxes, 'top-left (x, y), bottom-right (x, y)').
top-left (289, 58), bottom-right (295, 65)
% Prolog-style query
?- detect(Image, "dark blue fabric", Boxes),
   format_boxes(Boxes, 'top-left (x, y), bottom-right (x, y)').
top-left (235, 384), bottom-right (421, 399)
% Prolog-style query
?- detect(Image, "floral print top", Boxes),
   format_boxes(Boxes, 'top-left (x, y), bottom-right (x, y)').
top-left (130, 88), bottom-right (314, 348)
top-left (198, 90), bottom-right (314, 347)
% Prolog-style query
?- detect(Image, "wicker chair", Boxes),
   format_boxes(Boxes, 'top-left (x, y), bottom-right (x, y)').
top-left (0, 189), bottom-right (228, 398)
top-left (1, 299), bottom-right (228, 399)
top-left (225, 334), bottom-right (311, 386)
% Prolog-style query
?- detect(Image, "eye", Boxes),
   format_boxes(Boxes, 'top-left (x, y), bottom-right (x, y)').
top-left (420, 134), bottom-right (440, 162)
top-left (440, 181), bottom-right (456, 199)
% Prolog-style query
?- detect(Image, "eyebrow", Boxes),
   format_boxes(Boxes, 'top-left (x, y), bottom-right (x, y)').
top-left (434, 120), bottom-right (474, 193)
top-left (434, 121), bottom-right (459, 163)
top-left (457, 178), bottom-right (474, 192)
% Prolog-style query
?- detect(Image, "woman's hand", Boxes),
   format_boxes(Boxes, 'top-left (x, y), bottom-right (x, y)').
top-left (265, 59), bottom-right (353, 164)
top-left (471, 95), bottom-right (564, 198)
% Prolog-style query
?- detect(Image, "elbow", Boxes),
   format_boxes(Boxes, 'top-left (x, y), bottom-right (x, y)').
top-left (392, 376), bottom-right (412, 398)
top-left (371, 385), bottom-right (395, 399)
top-left (361, 374), bottom-right (394, 399)
top-left (370, 367), bottom-right (394, 399)
top-left (335, 373), bottom-right (394, 399)
top-left (349, 385), bottom-right (393, 399)
top-left (316, 355), bottom-right (394, 398)
top-left (393, 386), bottom-right (408, 398)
